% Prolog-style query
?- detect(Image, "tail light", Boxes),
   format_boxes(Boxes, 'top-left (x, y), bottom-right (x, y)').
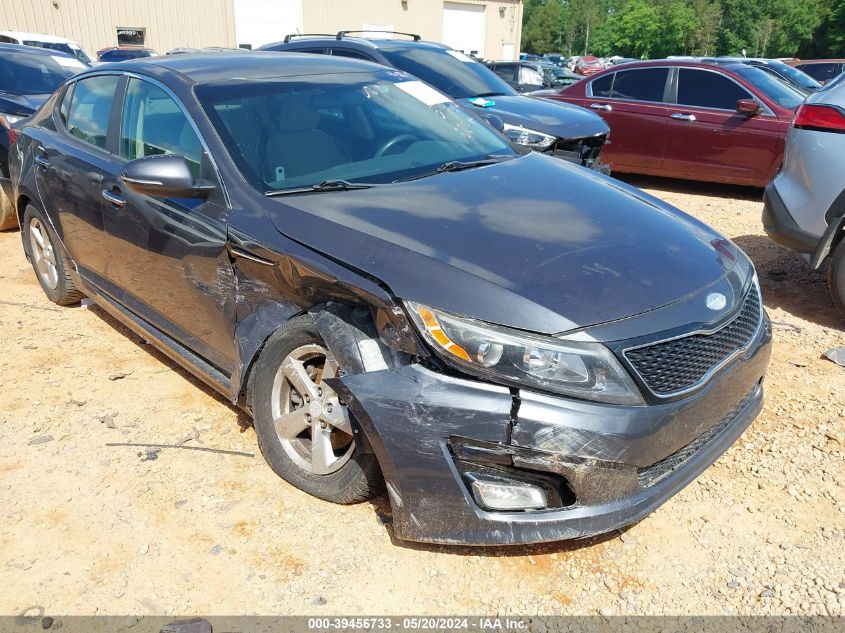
top-left (8, 127), bottom-right (19, 145)
top-left (792, 103), bottom-right (845, 133)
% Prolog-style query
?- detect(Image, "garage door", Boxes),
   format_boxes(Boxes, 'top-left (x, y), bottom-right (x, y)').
top-left (442, 2), bottom-right (485, 56)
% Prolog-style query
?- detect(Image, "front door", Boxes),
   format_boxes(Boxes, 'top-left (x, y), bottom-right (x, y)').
top-left (34, 74), bottom-right (122, 291)
top-left (662, 68), bottom-right (782, 185)
top-left (100, 77), bottom-right (237, 373)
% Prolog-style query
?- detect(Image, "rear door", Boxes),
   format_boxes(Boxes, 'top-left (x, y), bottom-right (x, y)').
top-left (586, 67), bottom-right (670, 171)
top-left (100, 76), bottom-right (236, 372)
top-left (662, 67), bottom-right (781, 185)
top-left (34, 73), bottom-right (122, 290)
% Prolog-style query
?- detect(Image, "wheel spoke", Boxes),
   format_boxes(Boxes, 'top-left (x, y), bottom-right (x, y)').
top-left (322, 403), bottom-right (353, 435)
top-left (273, 408), bottom-right (311, 439)
top-left (281, 357), bottom-right (319, 400)
top-left (321, 355), bottom-right (340, 380)
top-left (30, 225), bottom-right (46, 249)
top-left (46, 265), bottom-right (58, 288)
top-left (310, 423), bottom-right (337, 475)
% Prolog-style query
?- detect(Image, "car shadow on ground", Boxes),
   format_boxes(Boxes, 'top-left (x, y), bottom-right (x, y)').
top-left (731, 234), bottom-right (844, 331)
top-left (613, 173), bottom-right (763, 202)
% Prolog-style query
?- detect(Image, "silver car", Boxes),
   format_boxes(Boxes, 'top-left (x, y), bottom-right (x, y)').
top-left (762, 74), bottom-right (845, 314)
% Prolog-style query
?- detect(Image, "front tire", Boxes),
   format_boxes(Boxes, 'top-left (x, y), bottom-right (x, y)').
top-left (251, 316), bottom-right (382, 504)
top-left (22, 204), bottom-right (82, 306)
top-left (828, 239), bottom-right (845, 318)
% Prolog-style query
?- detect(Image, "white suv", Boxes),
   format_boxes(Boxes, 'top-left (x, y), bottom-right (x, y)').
top-left (0, 30), bottom-right (92, 66)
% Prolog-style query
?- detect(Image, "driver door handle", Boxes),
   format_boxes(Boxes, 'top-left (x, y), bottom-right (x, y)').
top-left (102, 189), bottom-right (126, 207)
top-left (590, 103), bottom-right (612, 111)
top-left (34, 155), bottom-right (51, 169)
top-left (671, 112), bottom-right (697, 122)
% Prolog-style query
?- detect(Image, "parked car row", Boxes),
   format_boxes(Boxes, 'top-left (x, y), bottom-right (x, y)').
top-left (5, 48), bottom-right (772, 546)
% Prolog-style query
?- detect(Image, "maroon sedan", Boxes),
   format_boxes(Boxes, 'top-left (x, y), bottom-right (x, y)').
top-left (541, 60), bottom-right (806, 186)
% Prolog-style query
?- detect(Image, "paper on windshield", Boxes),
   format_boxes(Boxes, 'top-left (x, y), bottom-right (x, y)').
top-left (395, 80), bottom-right (450, 106)
top-left (51, 56), bottom-right (86, 69)
top-left (446, 50), bottom-right (475, 63)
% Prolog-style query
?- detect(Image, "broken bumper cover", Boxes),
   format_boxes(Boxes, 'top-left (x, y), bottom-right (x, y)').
top-left (332, 320), bottom-right (771, 546)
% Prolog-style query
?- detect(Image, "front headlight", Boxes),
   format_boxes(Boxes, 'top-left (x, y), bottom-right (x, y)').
top-left (502, 123), bottom-right (556, 150)
top-left (406, 302), bottom-right (644, 405)
top-left (0, 113), bottom-right (25, 129)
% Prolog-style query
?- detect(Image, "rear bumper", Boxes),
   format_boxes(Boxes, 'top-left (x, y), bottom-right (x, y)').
top-left (333, 316), bottom-right (772, 545)
top-left (763, 181), bottom-right (820, 254)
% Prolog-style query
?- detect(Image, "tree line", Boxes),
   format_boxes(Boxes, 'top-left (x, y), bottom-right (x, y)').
top-left (521, 0), bottom-right (845, 59)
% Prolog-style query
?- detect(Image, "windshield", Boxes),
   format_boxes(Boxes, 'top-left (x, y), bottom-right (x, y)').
top-left (24, 41), bottom-right (92, 66)
top-left (732, 65), bottom-right (805, 110)
top-left (379, 47), bottom-right (517, 99)
top-left (763, 60), bottom-right (821, 91)
top-left (0, 52), bottom-right (84, 95)
top-left (196, 70), bottom-right (516, 193)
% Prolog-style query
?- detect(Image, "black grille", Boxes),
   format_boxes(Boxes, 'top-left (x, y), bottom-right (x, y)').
top-left (637, 386), bottom-right (757, 487)
top-left (625, 286), bottom-right (761, 395)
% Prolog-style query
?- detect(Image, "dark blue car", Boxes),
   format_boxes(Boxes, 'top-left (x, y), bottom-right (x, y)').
top-left (0, 44), bottom-right (87, 229)
top-left (11, 53), bottom-right (770, 545)
top-left (260, 33), bottom-right (609, 171)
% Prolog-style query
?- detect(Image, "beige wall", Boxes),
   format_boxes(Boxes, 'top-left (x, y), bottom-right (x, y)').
top-left (0, 0), bottom-right (236, 57)
top-left (302, 0), bottom-right (522, 60)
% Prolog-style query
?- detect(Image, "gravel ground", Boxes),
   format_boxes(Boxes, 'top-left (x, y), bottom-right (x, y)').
top-left (0, 176), bottom-right (843, 617)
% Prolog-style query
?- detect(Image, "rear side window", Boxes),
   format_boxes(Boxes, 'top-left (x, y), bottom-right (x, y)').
top-left (611, 68), bottom-right (668, 102)
top-left (120, 78), bottom-right (203, 177)
top-left (677, 69), bottom-right (752, 110)
top-left (590, 73), bottom-right (613, 97)
top-left (330, 48), bottom-right (374, 61)
top-left (491, 63), bottom-right (516, 82)
top-left (65, 75), bottom-right (119, 150)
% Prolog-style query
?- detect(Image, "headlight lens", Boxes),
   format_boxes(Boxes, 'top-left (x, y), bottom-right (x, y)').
top-left (406, 302), bottom-right (644, 405)
top-left (501, 123), bottom-right (556, 150)
top-left (0, 112), bottom-right (24, 129)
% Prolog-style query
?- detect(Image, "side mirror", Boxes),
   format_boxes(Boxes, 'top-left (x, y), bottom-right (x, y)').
top-left (481, 113), bottom-right (505, 132)
top-left (736, 99), bottom-right (761, 115)
top-left (122, 154), bottom-right (212, 198)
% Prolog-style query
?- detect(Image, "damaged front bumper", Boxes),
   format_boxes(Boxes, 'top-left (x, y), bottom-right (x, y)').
top-left (331, 319), bottom-right (771, 546)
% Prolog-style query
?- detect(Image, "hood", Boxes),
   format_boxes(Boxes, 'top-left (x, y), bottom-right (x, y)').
top-left (267, 153), bottom-right (744, 335)
top-left (464, 94), bottom-right (609, 141)
top-left (0, 92), bottom-right (50, 116)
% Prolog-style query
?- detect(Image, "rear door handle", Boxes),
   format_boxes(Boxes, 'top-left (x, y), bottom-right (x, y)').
top-left (34, 155), bottom-right (51, 169)
top-left (101, 189), bottom-right (126, 207)
top-left (671, 113), bottom-right (697, 121)
top-left (590, 103), bottom-right (612, 112)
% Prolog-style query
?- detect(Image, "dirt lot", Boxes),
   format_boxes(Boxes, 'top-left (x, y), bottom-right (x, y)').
top-left (0, 176), bottom-right (843, 618)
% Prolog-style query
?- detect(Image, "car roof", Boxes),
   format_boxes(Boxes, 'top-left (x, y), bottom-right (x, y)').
top-left (78, 51), bottom-right (386, 85)
top-left (0, 42), bottom-right (76, 58)
top-left (0, 30), bottom-right (80, 45)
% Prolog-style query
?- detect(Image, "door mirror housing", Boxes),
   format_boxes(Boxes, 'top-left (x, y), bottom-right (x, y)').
top-left (736, 99), bottom-right (761, 115)
top-left (481, 113), bottom-right (505, 132)
top-left (121, 155), bottom-right (213, 198)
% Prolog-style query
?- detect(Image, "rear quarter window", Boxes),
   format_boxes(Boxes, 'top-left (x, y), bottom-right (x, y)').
top-left (590, 73), bottom-right (613, 97)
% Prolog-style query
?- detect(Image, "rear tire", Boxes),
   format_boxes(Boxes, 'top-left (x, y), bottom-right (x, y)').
top-left (828, 239), bottom-right (845, 318)
top-left (251, 315), bottom-right (383, 504)
top-left (0, 184), bottom-right (16, 231)
top-left (22, 204), bottom-right (82, 306)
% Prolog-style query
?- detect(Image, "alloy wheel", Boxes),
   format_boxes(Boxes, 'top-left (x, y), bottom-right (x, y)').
top-left (271, 344), bottom-right (355, 475)
top-left (28, 217), bottom-right (59, 290)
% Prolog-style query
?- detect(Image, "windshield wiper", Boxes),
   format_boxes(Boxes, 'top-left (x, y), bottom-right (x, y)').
top-left (393, 155), bottom-right (515, 184)
top-left (265, 180), bottom-right (379, 197)
top-left (472, 92), bottom-right (507, 98)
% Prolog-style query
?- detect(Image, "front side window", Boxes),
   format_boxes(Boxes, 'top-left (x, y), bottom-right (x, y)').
top-left (677, 69), bottom-right (752, 110)
top-left (491, 64), bottom-right (516, 82)
top-left (65, 75), bottom-right (120, 149)
top-left (196, 70), bottom-right (516, 192)
top-left (611, 68), bottom-right (668, 102)
top-left (518, 65), bottom-right (544, 86)
top-left (120, 78), bottom-right (203, 177)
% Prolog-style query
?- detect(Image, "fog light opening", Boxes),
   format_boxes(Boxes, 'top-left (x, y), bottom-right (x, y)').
top-left (469, 476), bottom-right (548, 511)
